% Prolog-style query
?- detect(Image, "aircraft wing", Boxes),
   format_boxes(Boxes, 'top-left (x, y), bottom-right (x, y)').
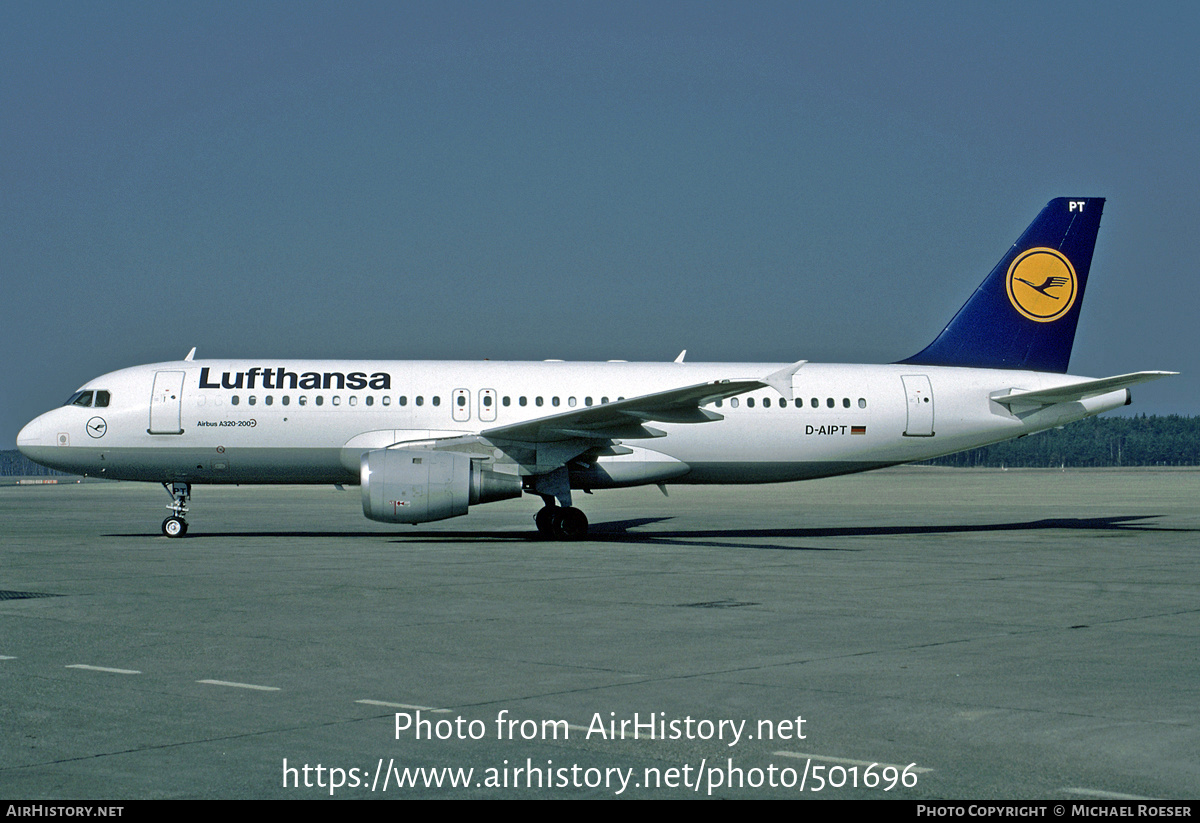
top-left (992, 371), bottom-right (1177, 407)
top-left (479, 360), bottom-right (807, 444)
top-left (479, 379), bottom-right (760, 443)
top-left (415, 361), bottom-right (806, 476)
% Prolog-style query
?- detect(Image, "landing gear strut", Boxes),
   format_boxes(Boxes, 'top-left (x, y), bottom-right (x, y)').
top-left (530, 468), bottom-right (588, 540)
top-left (161, 482), bottom-right (191, 538)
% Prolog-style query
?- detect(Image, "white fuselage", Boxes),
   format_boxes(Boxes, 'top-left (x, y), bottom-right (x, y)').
top-left (17, 359), bottom-right (1128, 487)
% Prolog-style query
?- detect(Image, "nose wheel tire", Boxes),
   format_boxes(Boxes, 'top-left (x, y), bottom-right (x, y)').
top-left (162, 516), bottom-right (188, 538)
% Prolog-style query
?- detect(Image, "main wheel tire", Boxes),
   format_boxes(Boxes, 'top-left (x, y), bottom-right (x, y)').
top-left (534, 506), bottom-right (556, 535)
top-left (162, 516), bottom-right (188, 538)
top-left (551, 507), bottom-right (588, 540)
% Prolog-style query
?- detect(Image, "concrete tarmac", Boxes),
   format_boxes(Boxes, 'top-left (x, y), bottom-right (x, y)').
top-left (1, 468), bottom-right (1197, 799)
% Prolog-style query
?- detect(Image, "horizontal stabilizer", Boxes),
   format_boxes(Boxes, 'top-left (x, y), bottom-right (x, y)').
top-left (992, 371), bottom-right (1177, 407)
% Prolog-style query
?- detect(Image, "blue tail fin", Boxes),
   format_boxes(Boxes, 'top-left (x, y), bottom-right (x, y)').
top-left (901, 197), bottom-right (1104, 373)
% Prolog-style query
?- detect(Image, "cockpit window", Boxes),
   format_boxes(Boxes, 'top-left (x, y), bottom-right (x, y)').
top-left (64, 390), bottom-right (110, 407)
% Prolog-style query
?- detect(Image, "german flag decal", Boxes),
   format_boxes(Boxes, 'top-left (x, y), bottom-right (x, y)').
top-left (851, 426), bottom-right (866, 435)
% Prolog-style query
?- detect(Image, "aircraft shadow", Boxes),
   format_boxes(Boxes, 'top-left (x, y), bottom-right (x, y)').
top-left (576, 513), bottom-right (1186, 551)
top-left (109, 513), bottom-right (1188, 552)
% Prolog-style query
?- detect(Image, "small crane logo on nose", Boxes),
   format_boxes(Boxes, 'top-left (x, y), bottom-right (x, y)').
top-left (87, 417), bottom-right (107, 438)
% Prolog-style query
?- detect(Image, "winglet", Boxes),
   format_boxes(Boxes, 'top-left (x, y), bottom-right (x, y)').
top-left (184, 347), bottom-right (196, 362)
top-left (763, 360), bottom-right (806, 399)
top-left (674, 350), bottom-right (687, 363)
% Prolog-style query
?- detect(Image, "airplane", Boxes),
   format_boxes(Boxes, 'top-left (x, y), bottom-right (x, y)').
top-left (17, 197), bottom-right (1175, 539)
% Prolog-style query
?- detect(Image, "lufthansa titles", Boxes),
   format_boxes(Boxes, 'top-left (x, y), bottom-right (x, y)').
top-left (198, 367), bottom-right (391, 391)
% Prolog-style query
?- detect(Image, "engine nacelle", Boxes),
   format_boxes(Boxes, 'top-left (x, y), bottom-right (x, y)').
top-left (361, 448), bottom-right (522, 524)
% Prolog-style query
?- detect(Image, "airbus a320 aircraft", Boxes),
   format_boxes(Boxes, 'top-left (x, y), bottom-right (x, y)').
top-left (18, 198), bottom-right (1174, 539)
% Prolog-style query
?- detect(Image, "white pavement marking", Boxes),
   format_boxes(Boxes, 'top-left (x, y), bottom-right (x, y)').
top-left (774, 751), bottom-right (933, 773)
top-left (66, 664), bottom-right (142, 674)
top-left (1062, 788), bottom-right (1156, 800)
top-left (356, 700), bottom-right (451, 713)
top-left (197, 679), bottom-right (280, 691)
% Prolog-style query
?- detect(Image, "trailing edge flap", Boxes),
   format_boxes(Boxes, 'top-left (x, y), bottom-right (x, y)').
top-left (992, 371), bottom-right (1177, 407)
top-left (478, 377), bottom-right (774, 444)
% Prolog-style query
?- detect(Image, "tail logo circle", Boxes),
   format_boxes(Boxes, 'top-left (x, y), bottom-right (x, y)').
top-left (1006, 247), bottom-right (1077, 323)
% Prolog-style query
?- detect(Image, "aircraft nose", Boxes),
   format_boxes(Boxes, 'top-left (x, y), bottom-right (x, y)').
top-left (17, 413), bottom-right (52, 455)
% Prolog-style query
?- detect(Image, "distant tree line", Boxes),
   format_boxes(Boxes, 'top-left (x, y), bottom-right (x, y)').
top-left (920, 415), bottom-right (1200, 467)
top-left (1, 450), bottom-right (68, 476)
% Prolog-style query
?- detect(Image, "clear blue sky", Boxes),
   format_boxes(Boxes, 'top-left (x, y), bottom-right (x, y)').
top-left (4, 1), bottom-right (1196, 445)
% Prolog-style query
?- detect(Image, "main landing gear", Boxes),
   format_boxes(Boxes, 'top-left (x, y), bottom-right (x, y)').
top-left (529, 467), bottom-right (589, 540)
top-left (534, 503), bottom-right (589, 540)
top-left (161, 482), bottom-right (191, 538)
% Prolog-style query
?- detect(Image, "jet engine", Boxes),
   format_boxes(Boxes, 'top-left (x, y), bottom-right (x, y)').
top-left (360, 448), bottom-right (522, 524)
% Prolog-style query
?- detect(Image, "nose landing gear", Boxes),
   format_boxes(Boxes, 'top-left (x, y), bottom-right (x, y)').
top-left (161, 482), bottom-right (191, 537)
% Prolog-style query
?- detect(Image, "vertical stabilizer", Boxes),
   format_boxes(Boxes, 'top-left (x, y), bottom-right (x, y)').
top-left (901, 197), bottom-right (1104, 373)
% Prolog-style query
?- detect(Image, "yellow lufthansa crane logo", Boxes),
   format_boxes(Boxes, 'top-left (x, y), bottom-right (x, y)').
top-left (1006, 247), bottom-right (1078, 322)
